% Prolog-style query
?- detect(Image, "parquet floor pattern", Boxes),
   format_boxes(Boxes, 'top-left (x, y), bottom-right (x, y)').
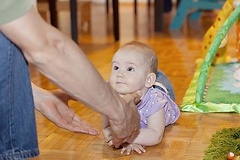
top-left (30, 2), bottom-right (240, 159)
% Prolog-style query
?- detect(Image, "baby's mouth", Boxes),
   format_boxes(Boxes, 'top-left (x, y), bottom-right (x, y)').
top-left (116, 81), bottom-right (125, 84)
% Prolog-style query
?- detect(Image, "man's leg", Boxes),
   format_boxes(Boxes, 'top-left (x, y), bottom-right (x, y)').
top-left (0, 32), bottom-right (39, 159)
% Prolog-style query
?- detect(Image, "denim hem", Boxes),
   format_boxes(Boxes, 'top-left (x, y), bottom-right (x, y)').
top-left (0, 149), bottom-right (39, 160)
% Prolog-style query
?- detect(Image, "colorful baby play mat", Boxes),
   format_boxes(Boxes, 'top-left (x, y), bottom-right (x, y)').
top-left (181, 3), bottom-right (240, 114)
top-left (181, 61), bottom-right (240, 113)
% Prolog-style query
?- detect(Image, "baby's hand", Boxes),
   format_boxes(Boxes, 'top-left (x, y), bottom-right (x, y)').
top-left (233, 0), bottom-right (240, 8)
top-left (102, 127), bottom-right (113, 146)
top-left (121, 143), bottom-right (146, 155)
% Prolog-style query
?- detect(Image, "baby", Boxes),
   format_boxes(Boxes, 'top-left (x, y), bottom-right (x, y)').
top-left (102, 41), bottom-right (180, 155)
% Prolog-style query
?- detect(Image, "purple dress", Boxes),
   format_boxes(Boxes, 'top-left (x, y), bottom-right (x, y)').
top-left (137, 87), bottom-right (180, 128)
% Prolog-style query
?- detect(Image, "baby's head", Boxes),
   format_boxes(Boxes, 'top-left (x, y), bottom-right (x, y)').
top-left (109, 41), bottom-right (158, 95)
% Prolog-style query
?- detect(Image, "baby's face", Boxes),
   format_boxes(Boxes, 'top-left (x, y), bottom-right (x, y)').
top-left (109, 50), bottom-right (149, 95)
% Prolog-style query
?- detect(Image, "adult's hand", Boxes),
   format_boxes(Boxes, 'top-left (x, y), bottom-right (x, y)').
top-left (109, 91), bottom-right (141, 148)
top-left (32, 83), bottom-right (99, 135)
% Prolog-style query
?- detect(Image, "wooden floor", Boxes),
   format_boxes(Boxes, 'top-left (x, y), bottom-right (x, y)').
top-left (31, 2), bottom-right (240, 160)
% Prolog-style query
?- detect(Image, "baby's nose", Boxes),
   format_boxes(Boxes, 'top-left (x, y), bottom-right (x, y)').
top-left (117, 71), bottom-right (124, 77)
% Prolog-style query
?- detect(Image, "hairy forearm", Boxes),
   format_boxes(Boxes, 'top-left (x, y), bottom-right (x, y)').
top-left (128, 128), bottom-right (163, 146)
top-left (0, 7), bottom-right (122, 120)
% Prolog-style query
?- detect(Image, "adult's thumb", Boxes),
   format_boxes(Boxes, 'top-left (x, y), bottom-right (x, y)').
top-left (131, 91), bottom-right (141, 105)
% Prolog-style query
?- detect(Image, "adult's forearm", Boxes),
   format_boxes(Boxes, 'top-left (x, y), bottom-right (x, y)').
top-left (0, 7), bottom-right (121, 120)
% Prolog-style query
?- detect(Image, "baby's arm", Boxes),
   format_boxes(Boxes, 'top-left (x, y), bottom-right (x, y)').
top-left (128, 108), bottom-right (165, 145)
top-left (121, 108), bottom-right (165, 155)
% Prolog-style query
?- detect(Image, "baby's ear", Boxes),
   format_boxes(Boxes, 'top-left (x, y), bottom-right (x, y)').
top-left (145, 73), bottom-right (156, 88)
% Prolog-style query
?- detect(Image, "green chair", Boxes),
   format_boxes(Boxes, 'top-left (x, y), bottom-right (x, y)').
top-left (169, 0), bottom-right (224, 30)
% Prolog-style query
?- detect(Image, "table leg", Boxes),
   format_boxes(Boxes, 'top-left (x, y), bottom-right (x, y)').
top-left (112, 0), bottom-right (119, 41)
top-left (49, 0), bottom-right (58, 27)
top-left (70, 0), bottom-right (78, 43)
top-left (154, 0), bottom-right (164, 32)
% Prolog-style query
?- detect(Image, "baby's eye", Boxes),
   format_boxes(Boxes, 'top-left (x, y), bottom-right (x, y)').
top-left (113, 65), bottom-right (119, 70)
top-left (127, 67), bottom-right (135, 72)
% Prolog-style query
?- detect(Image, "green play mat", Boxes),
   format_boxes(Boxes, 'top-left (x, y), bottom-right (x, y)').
top-left (181, 5), bottom-right (240, 114)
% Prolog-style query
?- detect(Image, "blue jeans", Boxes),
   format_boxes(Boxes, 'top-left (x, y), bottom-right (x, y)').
top-left (0, 32), bottom-right (39, 159)
top-left (155, 70), bottom-right (175, 101)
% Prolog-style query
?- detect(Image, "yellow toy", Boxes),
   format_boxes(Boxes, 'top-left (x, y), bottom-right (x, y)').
top-left (201, 0), bottom-right (236, 64)
top-left (237, 18), bottom-right (240, 61)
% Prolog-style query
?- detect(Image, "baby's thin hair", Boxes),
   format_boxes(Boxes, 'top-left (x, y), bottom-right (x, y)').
top-left (119, 41), bottom-right (158, 74)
